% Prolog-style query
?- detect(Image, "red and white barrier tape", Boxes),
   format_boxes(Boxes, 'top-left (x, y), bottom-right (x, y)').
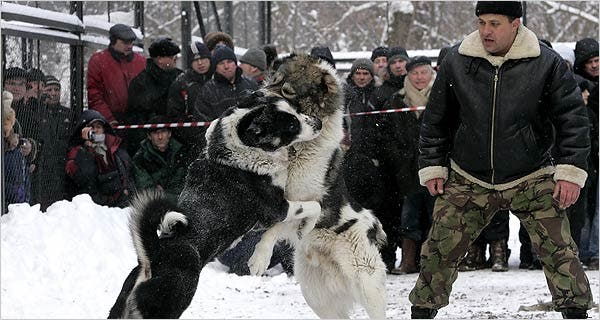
top-left (112, 106), bottom-right (426, 129)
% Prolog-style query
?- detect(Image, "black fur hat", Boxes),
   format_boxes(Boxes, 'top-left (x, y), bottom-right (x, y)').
top-left (574, 38), bottom-right (599, 70)
top-left (149, 37), bottom-right (181, 58)
top-left (310, 46), bottom-right (336, 69)
top-left (370, 46), bottom-right (389, 62)
top-left (475, 1), bottom-right (523, 18)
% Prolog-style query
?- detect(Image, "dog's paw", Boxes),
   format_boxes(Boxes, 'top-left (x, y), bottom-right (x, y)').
top-left (297, 201), bottom-right (321, 219)
top-left (248, 245), bottom-right (273, 276)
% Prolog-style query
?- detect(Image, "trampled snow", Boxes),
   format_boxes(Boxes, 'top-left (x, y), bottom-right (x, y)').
top-left (1, 194), bottom-right (598, 319)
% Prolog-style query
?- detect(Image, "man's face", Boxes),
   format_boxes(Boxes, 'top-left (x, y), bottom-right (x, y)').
top-left (584, 56), bottom-right (599, 78)
top-left (25, 80), bottom-right (45, 101)
top-left (45, 84), bottom-right (61, 105)
top-left (389, 58), bottom-right (408, 76)
top-left (373, 56), bottom-right (388, 77)
top-left (351, 69), bottom-right (373, 88)
top-left (3, 78), bottom-right (26, 101)
top-left (239, 62), bottom-right (259, 78)
top-left (155, 56), bottom-right (178, 70)
top-left (478, 14), bottom-right (520, 56)
top-left (148, 128), bottom-right (171, 152)
top-left (191, 58), bottom-right (211, 74)
top-left (407, 65), bottom-right (433, 90)
top-left (216, 59), bottom-right (237, 82)
top-left (112, 38), bottom-right (134, 56)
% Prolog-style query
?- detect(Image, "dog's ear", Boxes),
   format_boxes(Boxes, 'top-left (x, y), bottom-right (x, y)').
top-left (322, 71), bottom-right (338, 95)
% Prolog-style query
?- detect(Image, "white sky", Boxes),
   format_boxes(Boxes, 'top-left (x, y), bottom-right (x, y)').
top-left (1, 195), bottom-right (598, 319)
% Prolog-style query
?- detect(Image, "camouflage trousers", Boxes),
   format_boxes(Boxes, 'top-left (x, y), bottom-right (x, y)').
top-left (409, 171), bottom-right (593, 311)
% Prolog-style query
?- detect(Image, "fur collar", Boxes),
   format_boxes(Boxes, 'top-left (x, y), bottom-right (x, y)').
top-left (458, 24), bottom-right (540, 67)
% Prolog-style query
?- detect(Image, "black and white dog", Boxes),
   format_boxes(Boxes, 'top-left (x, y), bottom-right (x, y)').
top-left (108, 93), bottom-right (323, 318)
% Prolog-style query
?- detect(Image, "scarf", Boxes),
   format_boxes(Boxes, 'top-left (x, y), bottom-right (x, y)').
top-left (402, 73), bottom-right (436, 118)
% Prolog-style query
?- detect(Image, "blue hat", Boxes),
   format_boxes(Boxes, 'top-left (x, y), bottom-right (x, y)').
top-left (212, 45), bottom-right (237, 65)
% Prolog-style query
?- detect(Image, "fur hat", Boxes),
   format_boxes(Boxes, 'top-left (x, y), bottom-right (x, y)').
top-left (149, 37), bottom-right (181, 58)
top-left (109, 23), bottom-right (137, 41)
top-left (204, 31), bottom-right (234, 52)
top-left (406, 56), bottom-right (432, 72)
top-left (240, 48), bottom-right (267, 71)
top-left (45, 75), bottom-right (61, 88)
top-left (388, 46), bottom-right (409, 64)
top-left (475, 1), bottom-right (523, 18)
top-left (350, 58), bottom-right (374, 76)
top-left (310, 46), bottom-right (336, 69)
top-left (574, 38), bottom-right (599, 70)
top-left (553, 44), bottom-right (575, 67)
top-left (370, 46), bottom-right (389, 61)
top-left (212, 45), bottom-right (237, 65)
top-left (189, 41), bottom-right (211, 61)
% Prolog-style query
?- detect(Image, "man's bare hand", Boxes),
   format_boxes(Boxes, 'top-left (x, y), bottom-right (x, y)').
top-left (425, 178), bottom-right (445, 196)
top-left (553, 180), bottom-right (581, 210)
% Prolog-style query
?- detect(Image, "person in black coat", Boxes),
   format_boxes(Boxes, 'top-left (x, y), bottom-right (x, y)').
top-left (127, 37), bottom-right (183, 156)
top-left (166, 41), bottom-right (213, 164)
top-left (65, 110), bottom-right (133, 208)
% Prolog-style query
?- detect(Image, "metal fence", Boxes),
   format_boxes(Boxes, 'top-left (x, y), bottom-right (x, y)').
top-left (1, 1), bottom-right (143, 212)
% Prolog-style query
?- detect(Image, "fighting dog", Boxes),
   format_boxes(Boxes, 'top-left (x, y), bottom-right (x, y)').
top-left (248, 54), bottom-right (388, 319)
top-left (108, 93), bottom-right (323, 318)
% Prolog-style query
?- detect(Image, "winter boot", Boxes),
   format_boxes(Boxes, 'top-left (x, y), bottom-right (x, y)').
top-left (490, 239), bottom-right (509, 272)
top-left (391, 238), bottom-right (418, 275)
top-left (458, 243), bottom-right (485, 271)
top-left (560, 307), bottom-right (588, 319)
top-left (411, 306), bottom-right (437, 319)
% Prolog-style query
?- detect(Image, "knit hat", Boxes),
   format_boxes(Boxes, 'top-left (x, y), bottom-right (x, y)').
top-left (189, 41), bottom-right (211, 61)
top-left (45, 75), bottom-right (61, 88)
top-left (553, 44), bottom-right (575, 67)
top-left (147, 115), bottom-right (172, 133)
top-left (475, 1), bottom-right (523, 18)
top-left (149, 37), bottom-right (181, 58)
top-left (406, 56), bottom-right (432, 72)
top-left (240, 48), bottom-right (267, 71)
top-left (212, 45), bottom-right (237, 65)
top-left (109, 23), bottom-right (137, 41)
top-left (370, 46), bottom-right (389, 61)
top-left (310, 46), bottom-right (336, 69)
top-left (350, 58), bottom-right (374, 76)
top-left (574, 38), bottom-right (599, 70)
top-left (27, 68), bottom-right (45, 84)
top-left (204, 31), bottom-right (234, 52)
top-left (387, 46), bottom-right (409, 64)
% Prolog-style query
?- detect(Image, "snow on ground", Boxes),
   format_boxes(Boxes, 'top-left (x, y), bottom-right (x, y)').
top-left (1, 194), bottom-right (598, 319)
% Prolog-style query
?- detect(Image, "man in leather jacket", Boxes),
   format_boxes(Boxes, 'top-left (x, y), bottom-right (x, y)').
top-left (408, 2), bottom-right (592, 319)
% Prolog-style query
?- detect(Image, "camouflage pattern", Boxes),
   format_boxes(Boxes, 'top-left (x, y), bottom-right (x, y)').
top-left (409, 171), bottom-right (593, 311)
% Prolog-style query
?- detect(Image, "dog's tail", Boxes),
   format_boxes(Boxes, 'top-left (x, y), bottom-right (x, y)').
top-left (129, 190), bottom-right (188, 276)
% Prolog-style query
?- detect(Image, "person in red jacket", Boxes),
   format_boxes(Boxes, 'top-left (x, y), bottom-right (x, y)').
top-left (87, 24), bottom-right (146, 126)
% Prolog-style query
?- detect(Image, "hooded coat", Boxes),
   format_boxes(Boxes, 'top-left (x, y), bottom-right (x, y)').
top-left (418, 25), bottom-right (590, 190)
top-left (65, 110), bottom-right (133, 207)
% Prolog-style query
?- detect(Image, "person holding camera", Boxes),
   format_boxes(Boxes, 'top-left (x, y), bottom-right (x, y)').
top-left (65, 110), bottom-right (133, 208)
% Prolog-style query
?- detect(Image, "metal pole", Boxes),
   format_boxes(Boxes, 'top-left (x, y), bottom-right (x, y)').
top-left (522, 1), bottom-right (527, 26)
top-left (181, 1), bottom-right (192, 69)
top-left (134, 2), bottom-right (145, 35)
top-left (223, 2), bottom-right (233, 37)
top-left (266, 1), bottom-right (271, 44)
top-left (193, 1), bottom-right (207, 38)
top-left (69, 1), bottom-right (84, 114)
top-left (258, 2), bottom-right (265, 46)
top-left (210, 2), bottom-right (222, 32)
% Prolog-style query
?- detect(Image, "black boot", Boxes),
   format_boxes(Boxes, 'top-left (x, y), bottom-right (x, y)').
top-left (411, 306), bottom-right (438, 319)
top-left (458, 243), bottom-right (485, 271)
top-left (560, 307), bottom-right (588, 319)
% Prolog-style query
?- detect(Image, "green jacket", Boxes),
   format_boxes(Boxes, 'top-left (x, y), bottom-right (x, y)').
top-left (132, 137), bottom-right (188, 202)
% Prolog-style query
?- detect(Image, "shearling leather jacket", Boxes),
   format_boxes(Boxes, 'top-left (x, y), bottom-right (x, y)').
top-left (418, 25), bottom-right (590, 190)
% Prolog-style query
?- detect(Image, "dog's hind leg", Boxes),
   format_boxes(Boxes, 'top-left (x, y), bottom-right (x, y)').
top-left (356, 268), bottom-right (387, 320)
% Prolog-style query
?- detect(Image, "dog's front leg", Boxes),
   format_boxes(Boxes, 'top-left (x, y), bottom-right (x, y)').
top-left (248, 200), bottom-right (321, 276)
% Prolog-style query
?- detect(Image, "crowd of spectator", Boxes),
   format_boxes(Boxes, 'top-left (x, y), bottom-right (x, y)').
top-left (2, 21), bottom-right (597, 277)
